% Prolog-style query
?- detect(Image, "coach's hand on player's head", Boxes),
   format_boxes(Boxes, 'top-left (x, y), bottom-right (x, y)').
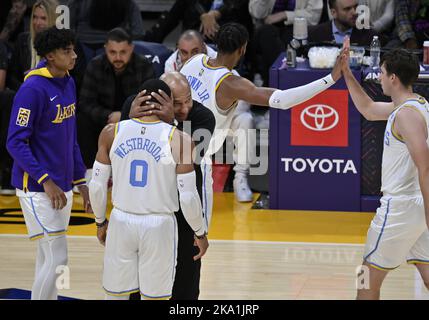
top-left (140, 90), bottom-right (175, 124)
top-left (43, 179), bottom-right (67, 210)
top-left (193, 235), bottom-right (209, 260)
top-left (129, 90), bottom-right (152, 118)
top-left (129, 89), bottom-right (175, 124)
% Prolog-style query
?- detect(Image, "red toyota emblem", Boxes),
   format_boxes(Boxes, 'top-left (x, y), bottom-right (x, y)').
top-left (291, 90), bottom-right (349, 147)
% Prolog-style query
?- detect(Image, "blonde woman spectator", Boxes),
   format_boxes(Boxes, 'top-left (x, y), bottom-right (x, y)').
top-left (7, 0), bottom-right (58, 90)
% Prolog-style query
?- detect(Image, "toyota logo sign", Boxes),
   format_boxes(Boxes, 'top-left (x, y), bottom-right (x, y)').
top-left (300, 105), bottom-right (339, 132)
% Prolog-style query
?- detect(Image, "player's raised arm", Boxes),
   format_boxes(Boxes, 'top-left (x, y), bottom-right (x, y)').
top-left (395, 108), bottom-right (429, 229)
top-left (218, 70), bottom-right (338, 109)
top-left (88, 124), bottom-right (115, 245)
top-left (217, 49), bottom-right (345, 111)
top-left (340, 39), bottom-right (395, 121)
top-left (170, 129), bottom-right (209, 260)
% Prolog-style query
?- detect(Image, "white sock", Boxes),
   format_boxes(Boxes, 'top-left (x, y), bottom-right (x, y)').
top-left (31, 235), bottom-right (68, 300)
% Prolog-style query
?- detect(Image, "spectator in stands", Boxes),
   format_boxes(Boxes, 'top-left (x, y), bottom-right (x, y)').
top-left (358, 0), bottom-right (395, 34)
top-left (250, 0), bottom-right (324, 85)
top-left (7, 0), bottom-right (58, 91)
top-left (68, 0), bottom-right (144, 49)
top-left (0, 0), bottom-right (28, 42)
top-left (164, 29), bottom-right (217, 73)
top-left (144, 0), bottom-right (253, 43)
top-left (387, 0), bottom-right (429, 49)
top-left (0, 41), bottom-right (15, 194)
top-left (77, 28), bottom-right (155, 173)
top-left (308, 0), bottom-right (377, 46)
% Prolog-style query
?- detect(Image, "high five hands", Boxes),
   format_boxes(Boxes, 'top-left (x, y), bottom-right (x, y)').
top-left (331, 36), bottom-right (351, 82)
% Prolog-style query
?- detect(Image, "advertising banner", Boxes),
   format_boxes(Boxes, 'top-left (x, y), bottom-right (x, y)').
top-left (269, 59), bottom-right (362, 211)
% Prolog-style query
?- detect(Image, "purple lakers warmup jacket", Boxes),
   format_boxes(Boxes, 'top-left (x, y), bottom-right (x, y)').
top-left (6, 61), bottom-right (87, 193)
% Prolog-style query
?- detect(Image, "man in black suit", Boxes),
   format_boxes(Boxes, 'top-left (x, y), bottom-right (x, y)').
top-left (309, 0), bottom-right (377, 46)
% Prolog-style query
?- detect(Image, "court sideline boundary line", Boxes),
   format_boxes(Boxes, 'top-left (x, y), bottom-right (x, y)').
top-left (0, 234), bottom-right (365, 246)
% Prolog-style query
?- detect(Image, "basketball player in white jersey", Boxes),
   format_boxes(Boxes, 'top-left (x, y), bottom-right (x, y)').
top-left (166, 29), bottom-right (255, 203)
top-left (179, 22), bottom-right (344, 230)
top-left (340, 41), bottom-right (429, 299)
top-left (88, 79), bottom-right (208, 300)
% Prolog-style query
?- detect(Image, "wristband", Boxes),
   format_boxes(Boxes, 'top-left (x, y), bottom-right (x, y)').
top-left (96, 219), bottom-right (108, 228)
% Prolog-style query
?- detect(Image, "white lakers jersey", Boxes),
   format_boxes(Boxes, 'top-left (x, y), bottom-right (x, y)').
top-left (180, 53), bottom-right (238, 156)
top-left (109, 119), bottom-right (179, 214)
top-left (381, 96), bottom-right (429, 196)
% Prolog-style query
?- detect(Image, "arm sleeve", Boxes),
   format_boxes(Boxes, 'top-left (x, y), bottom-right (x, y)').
top-left (177, 171), bottom-right (206, 236)
top-left (88, 160), bottom-right (111, 223)
top-left (6, 86), bottom-right (50, 184)
top-left (269, 74), bottom-right (335, 110)
top-left (79, 61), bottom-right (111, 125)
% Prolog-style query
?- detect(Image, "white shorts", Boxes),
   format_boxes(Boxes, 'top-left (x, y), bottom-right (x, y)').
top-left (103, 208), bottom-right (178, 299)
top-left (364, 195), bottom-right (429, 270)
top-left (17, 189), bottom-right (73, 240)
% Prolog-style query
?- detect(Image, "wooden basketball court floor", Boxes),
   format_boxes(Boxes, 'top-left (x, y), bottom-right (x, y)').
top-left (1, 192), bottom-right (428, 300)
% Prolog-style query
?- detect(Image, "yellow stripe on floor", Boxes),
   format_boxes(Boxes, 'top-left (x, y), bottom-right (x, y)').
top-left (0, 193), bottom-right (374, 244)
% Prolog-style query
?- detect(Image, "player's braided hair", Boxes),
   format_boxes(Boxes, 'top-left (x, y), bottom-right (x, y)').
top-left (215, 22), bottom-right (249, 54)
top-left (34, 26), bottom-right (76, 57)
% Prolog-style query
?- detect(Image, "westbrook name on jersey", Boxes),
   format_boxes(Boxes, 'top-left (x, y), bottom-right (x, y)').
top-left (109, 118), bottom-right (179, 215)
